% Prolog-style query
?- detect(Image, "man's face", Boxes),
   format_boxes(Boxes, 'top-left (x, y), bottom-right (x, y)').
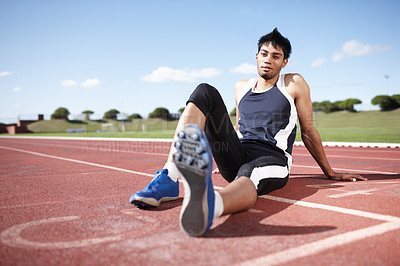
top-left (256, 42), bottom-right (288, 80)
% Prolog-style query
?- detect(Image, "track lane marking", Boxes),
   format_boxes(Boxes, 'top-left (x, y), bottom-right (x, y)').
top-left (1, 144), bottom-right (397, 175)
top-left (2, 138), bottom-right (398, 161)
top-left (262, 195), bottom-right (400, 222)
top-left (292, 164), bottom-right (398, 175)
top-left (0, 141), bottom-right (169, 156)
top-left (3, 144), bottom-right (398, 222)
top-left (237, 221), bottom-right (400, 266)
top-left (236, 195), bottom-right (400, 265)
top-left (0, 216), bottom-right (129, 249)
top-left (2, 144), bottom-right (400, 263)
top-left (1, 209), bottom-right (176, 249)
top-left (294, 153), bottom-right (400, 161)
top-left (327, 188), bottom-right (381, 198)
top-left (0, 145), bottom-right (153, 177)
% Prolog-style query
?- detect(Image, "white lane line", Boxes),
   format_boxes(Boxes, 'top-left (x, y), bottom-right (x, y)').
top-left (2, 145), bottom-right (398, 222)
top-left (0, 141), bottom-right (169, 157)
top-left (292, 164), bottom-right (399, 175)
top-left (2, 137), bottom-right (399, 159)
top-left (294, 153), bottom-right (400, 161)
top-left (236, 195), bottom-right (400, 265)
top-left (3, 144), bottom-right (400, 262)
top-left (2, 143), bottom-right (396, 176)
top-left (327, 188), bottom-right (381, 198)
top-left (238, 221), bottom-right (400, 266)
top-left (3, 140), bottom-right (398, 175)
top-left (262, 195), bottom-right (400, 222)
top-left (0, 145), bottom-right (153, 177)
top-left (1, 136), bottom-right (399, 148)
top-left (0, 136), bottom-right (173, 142)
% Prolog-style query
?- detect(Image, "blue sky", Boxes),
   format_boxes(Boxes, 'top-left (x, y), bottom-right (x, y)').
top-left (1, 0), bottom-right (399, 123)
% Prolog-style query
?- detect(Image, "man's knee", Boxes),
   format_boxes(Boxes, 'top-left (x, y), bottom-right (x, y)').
top-left (194, 83), bottom-right (220, 99)
top-left (188, 83), bottom-right (223, 115)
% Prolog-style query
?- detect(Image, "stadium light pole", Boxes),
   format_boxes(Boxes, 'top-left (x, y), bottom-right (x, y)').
top-left (384, 75), bottom-right (390, 95)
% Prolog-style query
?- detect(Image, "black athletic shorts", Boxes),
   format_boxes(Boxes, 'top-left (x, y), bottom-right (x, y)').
top-left (186, 83), bottom-right (289, 195)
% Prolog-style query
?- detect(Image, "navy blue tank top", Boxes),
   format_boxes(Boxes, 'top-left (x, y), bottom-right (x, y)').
top-left (238, 76), bottom-right (297, 157)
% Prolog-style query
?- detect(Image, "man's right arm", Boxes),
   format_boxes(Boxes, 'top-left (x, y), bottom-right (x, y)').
top-left (290, 74), bottom-right (366, 182)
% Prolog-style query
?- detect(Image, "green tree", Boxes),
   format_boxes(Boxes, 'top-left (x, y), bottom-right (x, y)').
top-left (149, 107), bottom-right (173, 120)
top-left (230, 107), bottom-right (236, 116)
top-left (128, 113), bottom-right (142, 120)
top-left (371, 95), bottom-right (399, 111)
top-left (103, 109), bottom-right (120, 120)
top-left (82, 110), bottom-right (94, 120)
top-left (178, 107), bottom-right (185, 113)
top-left (51, 107), bottom-right (70, 120)
top-left (317, 101), bottom-right (340, 113)
top-left (391, 94), bottom-right (400, 105)
top-left (312, 102), bottom-right (324, 112)
top-left (337, 98), bottom-right (362, 112)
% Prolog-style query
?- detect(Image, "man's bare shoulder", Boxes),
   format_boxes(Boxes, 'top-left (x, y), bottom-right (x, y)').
top-left (284, 73), bottom-right (310, 100)
top-left (234, 79), bottom-right (252, 103)
top-left (283, 73), bottom-right (306, 87)
top-left (234, 79), bottom-right (252, 90)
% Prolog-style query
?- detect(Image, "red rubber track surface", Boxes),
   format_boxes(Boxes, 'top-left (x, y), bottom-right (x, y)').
top-left (0, 137), bottom-right (399, 265)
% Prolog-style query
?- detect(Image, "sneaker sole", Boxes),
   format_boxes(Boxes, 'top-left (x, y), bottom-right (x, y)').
top-left (173, 125), bottom-right (212, 236)
top-left (130, 196), bottom-right (178, 209)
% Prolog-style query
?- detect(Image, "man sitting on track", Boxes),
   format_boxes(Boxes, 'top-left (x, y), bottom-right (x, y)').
top-left (130, 28), bottom-right (366, 237)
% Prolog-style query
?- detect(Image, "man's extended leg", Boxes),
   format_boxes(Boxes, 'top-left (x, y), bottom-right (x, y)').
top-left (167, 103), bottom-right (206, 162)
top-left (130, 83), bottom-right (245, 209)
top-left (173, 124), bottom-right (258, 236)
top-left (129, 103), bottom-right (206, 208)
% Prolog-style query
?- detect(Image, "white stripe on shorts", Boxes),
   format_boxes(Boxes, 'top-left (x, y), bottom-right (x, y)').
top-left (250, 165), bottom-right (289, 187)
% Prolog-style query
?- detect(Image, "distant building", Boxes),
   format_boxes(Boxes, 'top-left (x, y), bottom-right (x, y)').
top-left (170, 113), bottom-right (181, 120)
top-left (0, 114), bottom-right (43, 134)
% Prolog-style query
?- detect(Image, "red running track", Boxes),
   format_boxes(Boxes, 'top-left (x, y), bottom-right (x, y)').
top-left (0, 137), bottom-right (399, 265)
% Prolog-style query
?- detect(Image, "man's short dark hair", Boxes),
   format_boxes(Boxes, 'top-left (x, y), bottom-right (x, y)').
top-left (258, 28), bottom-right (292, 59)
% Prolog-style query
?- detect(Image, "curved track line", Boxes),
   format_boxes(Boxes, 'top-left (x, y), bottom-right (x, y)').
top-left (1, 216), bottom-right (126, 249)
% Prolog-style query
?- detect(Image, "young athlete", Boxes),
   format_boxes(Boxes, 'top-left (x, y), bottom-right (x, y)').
top-left (130, 28), bottom-right (366, 236)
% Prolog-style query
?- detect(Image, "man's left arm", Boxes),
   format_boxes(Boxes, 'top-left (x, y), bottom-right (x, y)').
top-left (290, 74), bottom-right (367, 181)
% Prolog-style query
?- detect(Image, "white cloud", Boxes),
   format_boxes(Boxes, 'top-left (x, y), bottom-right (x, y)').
top-left (333, 40), bottom-right (390, 62)
top-left (230, 63), bottom-right (257, 74)
top-left (13, 87), bottom-right (22, 92)
top-left (61, 80), bottom-right (78, 87)
top-left (142, 66), bottom-right (223, 83)
top-left (0, 71), bottom-right (12, 77)
top-left (311, 58), bottom-right (327, 67)
top-left (80, 78), bottom-right (102, 88)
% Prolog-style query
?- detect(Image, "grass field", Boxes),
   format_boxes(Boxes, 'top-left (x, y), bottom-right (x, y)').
top-left (3, 109), bottom-right (399, 143)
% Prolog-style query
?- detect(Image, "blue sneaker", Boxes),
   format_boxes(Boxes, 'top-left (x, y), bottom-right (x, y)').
top-left (129, 169), bottom-right (179, 209)
top-left (173, 124), bottom-right (215, 236)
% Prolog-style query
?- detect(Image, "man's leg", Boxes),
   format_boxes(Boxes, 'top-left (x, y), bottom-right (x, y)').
top-left (187, 83), bottom-right (245, 182)
top-left (218, 154), bottom-right (290, 215)
top-left (175, 146), bottom-right (289, 236)
top-left (129, 103), bottom-right (206, 208)
top-left (167, 103), bottom-right (206, 162)
top-left (218, 176), bottom-right (257, 215)
top-left (130, 83), bottom-right (245, 209)
top-left (173, 125), bottom-right (257, 236)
